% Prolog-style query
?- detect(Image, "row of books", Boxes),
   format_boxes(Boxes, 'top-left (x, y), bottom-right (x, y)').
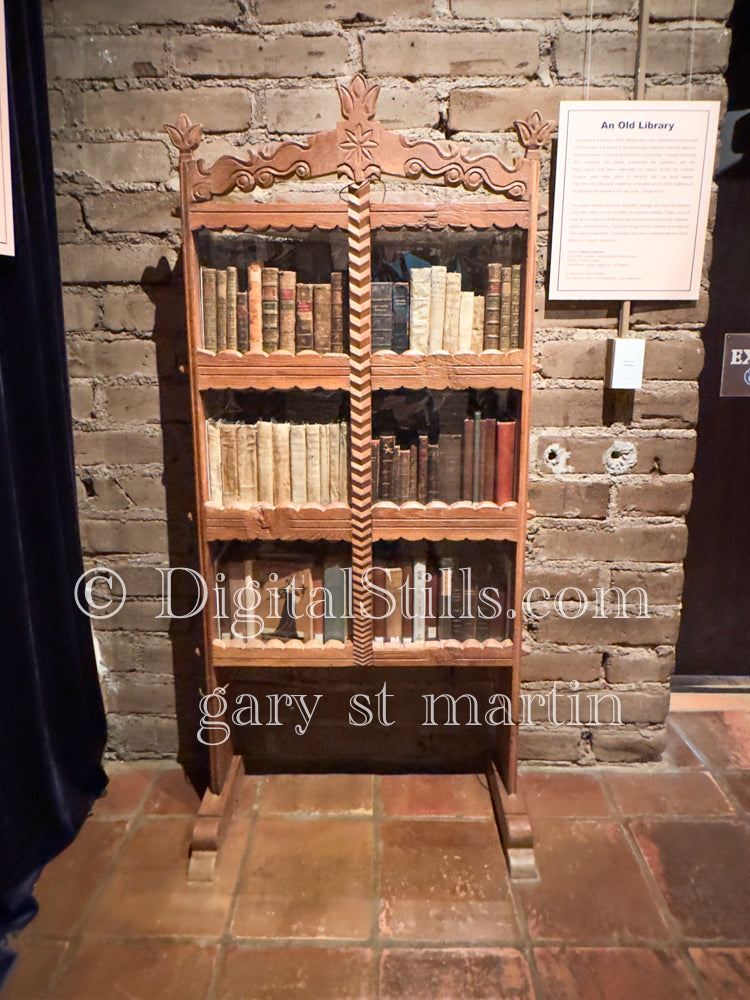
top-left (206, 420), bottom-right (349, 507)
top-left (373, 417), bottom-right (517, 505)
top-left (216, 549), bottom-right (512, 644)
top-left (201, 265), bottom-right (346, 354)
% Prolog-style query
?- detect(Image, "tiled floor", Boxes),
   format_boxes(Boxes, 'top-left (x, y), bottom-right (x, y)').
top-left (5, 709), bottom-right (750, 999)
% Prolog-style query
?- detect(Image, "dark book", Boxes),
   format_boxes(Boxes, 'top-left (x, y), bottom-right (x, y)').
top-left (216, 268), bottom-right (228, 351)
top-left (451, 564), bottom-right (473, 640)
top-left (408, 443), bottom-right (418, 502)
top-left (201, 267), bottom-right (217, 352)
top-left (401, 561), bottom-right (413, 642)
top-left (372, 439), bottom-right (380, 501)
top-left (371, 281), bottom-right (393, 352)
top-left (313, 283), bottom-right (332, 353)
top-left (391, 282), bottom-right (410, 354)
top-left (331, 271), bottom-right (345, 353)
top-left (397, 446), bottom-right (410, 505)
top-left (437, 555), bottom-right (454, 640)
top-left (481, 418), bottom-right (497, 501)
top-left (438, 433), bottom-right (463, 503)
top-left (509, 263), bottom-right (522, 349)
top-left (499, 265), bottom-right (512, 351)
top-left (236, 290), bottom-right (249, 353)
top-left (417, 434), bottom-right (429, 505)
top-left (495, 420), bottom-right (516, 505)
top-left (225, 266), bottom-right (238, 351)
top-left (295, 283), bottom-right (314, 351)
top-left (427, 442), bottom-right (440, 502)
top-left (472, 410), bottom-right (481, 503)
top-left (484, 263), bottom-right (501, 350)
top-left (278, 270), bottom-right (296, 352)
top-left (323, 562), bottom-right (349, 642)
top-left (261, 266), bottom-right (279, 352)
top-left (462, 417), bottom-right (474, 501)
top-left (379, 435), bottom-right (396, 502)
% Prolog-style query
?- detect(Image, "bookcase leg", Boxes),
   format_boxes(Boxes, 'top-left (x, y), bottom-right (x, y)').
top-left (485, 762), bottom-right (539, 882)
top-left (188, 754), bottom-right (244, 882)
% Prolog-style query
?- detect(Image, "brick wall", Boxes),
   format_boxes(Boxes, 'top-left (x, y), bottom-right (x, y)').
top-left (44, 0), bottom-right (730, 762)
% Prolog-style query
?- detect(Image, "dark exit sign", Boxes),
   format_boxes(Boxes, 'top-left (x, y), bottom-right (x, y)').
top-left (720, 334), bottom-right (750, 397)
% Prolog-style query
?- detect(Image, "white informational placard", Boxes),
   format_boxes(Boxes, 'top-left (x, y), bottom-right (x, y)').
top-left (0, 7), bottom-right (12, 257)
top-left (549, 101), bottom-right (719, 300)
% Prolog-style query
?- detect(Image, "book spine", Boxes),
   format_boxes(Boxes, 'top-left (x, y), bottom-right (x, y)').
top-left (295, 283), bottom-right (314, 351)
top-left (371, 566), bottom-right (387, 642)
top-left (220, 423), bottom-right (239, 506)
top-left (409, 267), bottom-right (431, 353)
top-left (272, 422), bottom-right (291, 504)
top-left (385, 567), bottom-right (403, 642)
top-left (427, 265), bottom-right (447, 353)
top-left (438, 556), bottom-right (454, 640)
top-left (391, 282), bottom-right (410, 354)
top-left (495, 420), bottom-right (517, 505)
top-left (201, 267), bottom-right (217, 352)
top-left (427, 442), bottom-right (439, 502)
top-left (248, 261), bottom-right (263, 352)
top-left (426, 562), bottom-right (439, 640)
top-left (412, 556), bottom-right (427, 643)
top-left (323, 562), bottom-right (348, 642)
top-left (237, 423), bottom-right (258, 504)
top-left (437, 434), bottom-right (463, 504)
top-left (215, 269), bottom-right (228, 351)
top-left (313, 283), bottom-right (332, 353)
top-left (331, 271), bottom-right (345, 353)
top-left (480, 418), bottom-right (497, 502)
top-left (329, 422), bottom-right (340, 503)
top-left (484, 263), bottom-right (501, 350)
top-left (457, 291), bottom-right (474, 353)
top-left (311, 559), bottom-right (325, 642)
top-left (397, 446), bottom-right (410, 505)
top-left (236, 290), bottom-right (249, 353)
top-left (371, 281), bottom-right (393, 352)
top-left (510, 262), bottom-right (522, 349)
top-left (471, 294), bottom-right (485, 354)
top-left (472, 410), bottom-right (481, 503)
top-left (442, 271), bottom-right (462, 353)
top-left (289, 424), bottom-right (308, 503)
top-left (401, 561), bottom-right (413, 642)
top-left (372, 439), bottom-right (380, 501)
top-left (256, 421), bottom-right (274, 502)
top-left (225, 266), bottom-right (238, 351)
top-left (408, 443), bottom-right (418, 502)
top-left (339, 423), bottom-right (348, 502)
top-left (206, 421), bottom-right (222, 504)
top-left (499, 265), bottom-right (512, 351)
top-left (305, 423), bottom-right (321, 502)
top-left (379, 435), bottom-right (396, 502)
top-left (417, 434), bottom-right (429, 505)
top-left (462, 418), bottom-right (474, 502)
top-left (261, 267), bottom-right (279, 352)
top-left (278, 270), bottom-right (296, 352)
top-left (319, 423), bottom-right (331, 503)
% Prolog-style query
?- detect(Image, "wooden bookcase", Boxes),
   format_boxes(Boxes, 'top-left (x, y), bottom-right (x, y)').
top-left (167, 75), bottom-right (552, 880)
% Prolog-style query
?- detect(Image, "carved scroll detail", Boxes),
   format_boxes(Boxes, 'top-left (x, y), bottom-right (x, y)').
top-left (191, 141), bottom-right (313, 202)
top-left (399, 135), bottom-right (528, 197)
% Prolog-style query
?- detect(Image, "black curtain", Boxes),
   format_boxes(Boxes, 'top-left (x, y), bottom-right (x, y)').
top-left (0, 0), bottom-right (107, 984)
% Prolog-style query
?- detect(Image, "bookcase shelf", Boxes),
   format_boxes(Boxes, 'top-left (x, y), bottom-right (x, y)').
top-left (168, 74), bottom-right (551, 880)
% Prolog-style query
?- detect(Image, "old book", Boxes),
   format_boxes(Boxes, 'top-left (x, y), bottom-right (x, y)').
top-left (311, 560), bottom-right (325, 641)
top-left (426, 442), bottom-right (439, 502)
top-left (472, 410), bottom-right (481, 503)
top-left (471, 294), bottom-right (485, 354)
top-left (480, 418), bottom-right (497, 501)
top-left (408, 443), bottom-right (418, 501)
top-left (256, 421), bottom-right (274, 503)
top-left (385, 566), bottom-right (403, 642)
top-left (392, 282), bottom-right (409, 354)
top-left (206, 421), bottom-right (222, 504)
top-left (278, 270), bottom-right (296, 352)
top-left (226, 558), bottom-right (249, 640)
top-left (379, 435), bottom-right (396, 502)
top-left (484, 263), bottom-right (501, 350)
top-left (401, 562), bottom-right (413, 642)
top-left (462, 417), bottom-right (474, 502)
top-left (412, 554), bottom-right (427, 642)
top-left (371, 281), bottom-right (393, 352)
top-left (417, 434), bottom-right (429, 505)
top-left (248, 261), bottom-right (263, 352)
top-left (201, 267), bottom-right (217, 352)
top-left (331, 271), bottom-right (345, 353)
top-left (323, 561), bottom-right (348, 642)
top-left (453, 564), bottom-right (476, 640)
top-left (295, 283), bottom-right (314, 351)
top-left (438, 555), bottom-right (454, 640)
top-left (438, 433), bottom-right (463, 503)
top-left (216, 268), bottom-right (228, 351)
top-left (220, 422), bottom-right (239, 506)
top-left (236, 290), bottom-right (249, 353)
top-left (495, 420), bottom-right (516, 506)
top-left (289, 424), bottom-right (308, 503)
top-left (254, 558), bottom-right (314, 641)
top-left (409, 267), bottom-right (431, 353)
top-left (426, 561), bottom-right (439, 641)
top-left (319, 423), bottom-right (331, 503)
top-left (306, 423), bottom-right (321, 502)
top-left (237, 423), bottom-right (258, 504)
top-left (313, 283), bottom-right (332, 353)
top-left (396, 446), bottom-right (410, 505)
top-left (499, 265), bottom-right (512, 351)
top-left (225, 266), bottom-right (238, 351)
top-left (442, 271), bottom-right (462, 353)
top-left (339, 423), bottom-right (348, 501)
top-left (510, 262), bottom-right (522, 349)
top-left (372, 439), bottom-right (380, 501)
top-left (329, 423), bottom-right (340, 502)
top-left (371, 566), bottom-right (388, 642)
top-left (427, 265), bottom-right (447, 353)
top-left (272, 422), bottom-right (291, 504)
top-left (261, 267), bottom-right (279, 352)
top-left (457, 291), bottom-right (474, 353)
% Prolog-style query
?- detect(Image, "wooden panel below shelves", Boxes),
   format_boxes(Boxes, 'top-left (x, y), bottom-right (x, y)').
top-left (372, 639), bottom-right (514, 667)
top-left (371, 350), bottom-right (525, 390)
top-left (373, 500), bottom-right (519, 541)
top-left (204, 502), bottom-right (352, 541)
top-left (195, 349), bottom-right (350, 391)
top-left (213, 638), bottom-right (355, 667)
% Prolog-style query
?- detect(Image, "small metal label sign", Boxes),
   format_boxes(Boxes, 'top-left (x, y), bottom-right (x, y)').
top-left (720, 334), bottom-right (750, 397)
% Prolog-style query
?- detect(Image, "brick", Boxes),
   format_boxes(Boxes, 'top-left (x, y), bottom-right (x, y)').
top-left (60, 244), bottom-right (176, 284)
top-left (106, 715), bottom-right (178, 757)
top-left (611, 568), bottom-right (684, 605)
top-left (53, 140), bottom-right (171, 184)
top-left (48, 89), bottom-right (65, 129)
top-left (605, 648), bottom-right (675, 684)
top-left (556, 30), bottom-right (638, 79)
top-left (518, 726), bottom-right (586, 763)
top-left (93, 599), bottom-right (168, 632)
top-left (363, 31), bottom-right (539, 78)
top-left (70, 86), bottom-right (252, 133)
top-left (112, 474), bottom-right (167, 510)
top-left (105, 676), bottom-right (176, 715)
top-left (448, 86), bottom-right (628, 134)
top-left (643, 339), bottom-right (705, 381)
top-left (78, 474), bottom-right (133, 512)
top-left (67, 338), bottom-right (156, 377)
top-left (648, 28), bottom-right (730, 75)
top-left (47, 34), bottom-right (168, 80)
top-left (45, 0), bottom-right (240, 25)
top-left (539, 339), bottom-right (607, 378)
top-left (535, 295), bottom-right (619, 330)
top-left (94, 632), bottom-right (141, 672)
top-left (102, 286), bottom-right (158, 332)
top-left (139, 635), bottom-right (176, 673)
top-left (70, 379), bottom-right (95, 419)
top-left (528, 479), bottom-right (610, 518)
top-left (104, 385), bottom-right (161, 423)
top-left (633, 386), bottom-right (699, 428)
top-left (523, 564), bottom-right (610, 594)
top-left (533, 610), bottom-right (680, 646)
top-left (531, 388), bottom-right (604, 427)
top-left (257, 0), bottom-right (433, 20)
top-left (650, 0), bottom-right (732, 16)
top-left (63, 288), bottom-right (99, 330)
top-left (74, 429), bottom-right (164, 465)
top-left (83, 192), bottom-right (178, 234)
top-left (81, 518), bottom-right (168, 554)
top-left (590, 726), bottom-right (666, 763)
top-left (631, 296), bottom-right (709, 327)
top-left (643, 82), bottom-right (727, 105)
top-left (56, 194), bottom-right (82, 232)
top-left (453, 0), bottom-right (628, 14)
top-left (173, 34), bottom-right (348, 79)
top-left (616, 689), bottom-right (670, 725)
top-left (523, 649), bottom-right (603, 683)
top-left (617, 478), bottom-right (693, 516)
top-left (534, 523), bottom-right (688, 562)
top-left (535, 434), bottom-right (697, 475)
top-left (265, 84), bottom-right (437, 134)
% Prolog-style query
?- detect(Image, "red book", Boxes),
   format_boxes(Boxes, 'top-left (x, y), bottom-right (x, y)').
top-left (495, 420), bottom-right (516, 505)
top-left (480, 418), bottom-right (497, 501)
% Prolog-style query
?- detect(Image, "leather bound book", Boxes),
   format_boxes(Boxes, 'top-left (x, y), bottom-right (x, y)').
top-left (510, 263), bottom-right (522, 349)
top-left (495, 420), bottom-right (517, 505)
top-left (329, 422), bottom-right (340, 502)
top-left (401, 561), bottom-right (414, 642)
top-left (319, 423), bottom-right (331, 504)
top-left (201, 267), bottom-right (217, 352)
top-left (371, 281), bottom-right (393, 352)
top-left (220, 422), bottom-right (239, 506)
top-left (409, 267), bottom-right (431, 353)
top-left (484, 263), bottom-right (501, 350)
top-left (442, 271), bottom-right (462, 353)
top-left (331, 272), bottom-right (345, 353)
top-left (323, 561), bottom-right (348, 642)
top-left (248, 261), bottom-right (263, 352)
top-left (379, 435), bottom-right (396, 502)
top-left (237, 423), bottom-right (258, 504)
top-left (261, 267), bottom-right (279, 352)
top-left (397, 446), bottom-right (410, 505)
top-left (236, 290), bottom-right (249, 353)
top-left (305, 423), bottom-right (321, 502)
top-left (372, 439), bottom-right (380, 501)
top-left (216, 268), bottom-right (228, 351)
top-left (278, 270), bottom-right (296, 352)
top-left (289, 424), bottom-right (308, 503)
top-left (471, 294), bottom-right (485, 354)
top-left (457, 291), bottom-right (474, 353)
top-left (385, 566), bottom-right (403, 642)
top-left (426, 442), bottom-right (439, 502)
top-left (499, 265), bottom-right (512, 351)
top-left (225, 266), bottom-right (238, 351)
top-left (437, 556), bottom-right (454, 640)
top-left (480, 418), bottom-right (497, 502)
top-left (427, 265), bottom-right (447, 353)
top-left (206, 421), bottom-right (222, 504)
top-left (408, 443), bottom-right (418, 501)
top-left (392, 282), bottom-right (409, 354)
top-left (339, 424), bottom-right (348, 501)
top-left (462, 418), bottom-right (474, 502)
top-left (272, 422), bottom-right (292, 504)
top-left (472, 410), bottom-right (481, 503)
top-left (417, 434), bottom-right (428, 505)
top-left (295, 283), bottom-right (314, 351)
top-left (256, 421), bottom-right (274, 503)
top-left (437, 433), bottom-right (463, 503)
top-left (371, 566), bottom-right (388, 642)
top-left (313, 283), bottom-right (332, 353)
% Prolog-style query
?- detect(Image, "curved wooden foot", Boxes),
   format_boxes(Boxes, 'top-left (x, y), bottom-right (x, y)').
top-left (486, 762), bottom-right (539, 881)
top-left (188, 755), bottom-right (243, 881)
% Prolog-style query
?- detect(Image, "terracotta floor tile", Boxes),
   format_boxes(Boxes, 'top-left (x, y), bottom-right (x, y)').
top-left (671, 711), bottom-right (750, 770)
top-left (604, 770), bottom-right (733, 817)
top-left (232, 818), bottom-right (374, 939)
top-left (379, 820), bottom-right (518, 942)
top-left (259, 774), bottom-right (374, 816)
top-left (533, 947), bottom-right (701, 1000)
top-left (723, 771), bottom-right (750, 813)
top-left (30, 820), bottom-right (127, 937)
top-left (215, 946), bottom-right (374, 1000)
top-left (379, 774), bottom-right (493, 818)
top-left (2, 938), bottom-right (68, 1000)
top-left (233, 774), bottom-right (263, 815)
top-left (517, 769), bottom-right (612, 819)
top-left (48, 940), bottom-right (217, 1000)
top-left (91, 765), bottom-right (154, 818)
top-left (517, 819), bottom-right (670, 944)
top-left (662, 719), bottom-right (705, 769)
top-left (631, 819), bottom-right (750, 940)
top-left (142, 765), bottom-right (202, 815)
top-left (689, 947), bottom-right (750, 995)
top-left (380, 947), bottom-right (535, 999)
top-left (82, 817), bottom-right (248, 938)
